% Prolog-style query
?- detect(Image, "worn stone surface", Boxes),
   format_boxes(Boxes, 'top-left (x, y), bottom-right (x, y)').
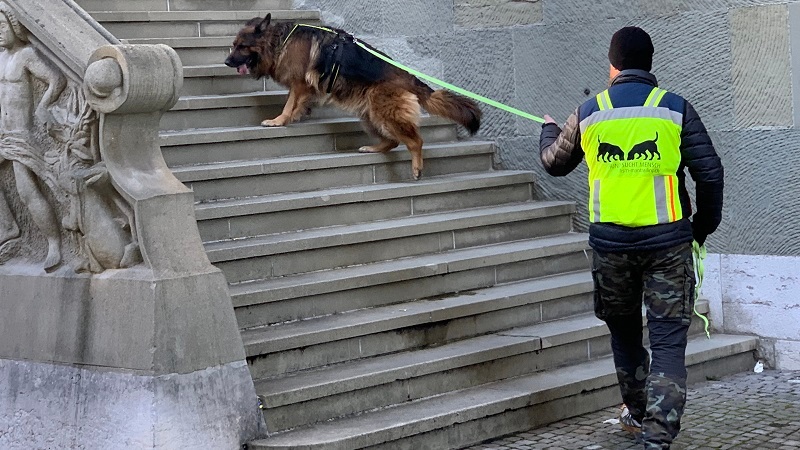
top-left (706, 130), bottom-right (800, 256)
top-left (719, 254), bottom-right (800, 341)
top-left (467, 370), bottom-right (800, 449)
top-left (730, 4), bottom-right (792, 128)
top-left (455, 0), bottom-right (543, 29)
top-left (681, 253), bottom-right (800, 371)
top-left (0, 358), bottom-right (265, 450)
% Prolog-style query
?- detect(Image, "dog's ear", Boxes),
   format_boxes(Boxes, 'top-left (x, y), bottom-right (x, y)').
top-left (256, 13), bottom-right (271, 34)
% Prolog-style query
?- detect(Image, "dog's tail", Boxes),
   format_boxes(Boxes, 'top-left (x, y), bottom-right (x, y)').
top-left (415, 83), bottom-right (482, 135)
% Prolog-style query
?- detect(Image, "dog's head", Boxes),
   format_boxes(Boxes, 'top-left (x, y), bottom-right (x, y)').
top-left (225, 14), bottom-right (273, 76)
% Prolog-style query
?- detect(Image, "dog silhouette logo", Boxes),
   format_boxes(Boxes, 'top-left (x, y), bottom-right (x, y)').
top-left (596, 137), bottom-right (625, 162)
top-left (626, 133), bottom-right (661, 161)
top-left (596, 133), bottom-right (661, 163)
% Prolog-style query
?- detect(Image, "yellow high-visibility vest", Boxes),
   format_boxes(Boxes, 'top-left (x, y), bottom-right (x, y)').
top-left (580, 87), bottom-right (683, 227)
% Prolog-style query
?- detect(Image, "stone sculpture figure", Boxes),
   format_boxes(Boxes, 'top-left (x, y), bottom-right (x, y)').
top-left (0, 1), bottom-right (66, 272)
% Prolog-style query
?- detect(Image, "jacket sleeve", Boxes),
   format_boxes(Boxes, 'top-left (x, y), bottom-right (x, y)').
top-left (539, 110), bottom-right (584, 177)
top-left (680, 101), bottom-right (724, 245)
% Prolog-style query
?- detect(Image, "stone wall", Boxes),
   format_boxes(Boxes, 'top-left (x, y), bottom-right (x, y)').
top-left (295, 0), bottom-right (800, 368)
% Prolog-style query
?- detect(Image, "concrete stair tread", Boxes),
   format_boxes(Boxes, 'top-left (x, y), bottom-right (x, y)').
top-left (173, 91), bottom-right (288, 111)
top-left (205, 200), bottom-right (574, 261)
top-left (252, 297), bottom-right (710, 407)
top-left (248, 333), bottom-right (757, 449)
top-left (183, 63), bottom-right (243, 77)
top-left (229, 232), bottom-right (590, 307)
top-left (126, 36), bottom-right (236, 47)
top-left (90, 10), bottom-right (319, 22)
top-left (245, 270), bottom-right (593, 366)
top-left (159, 115), bottom-right (453, 146)
top-left (253, 310), bottom-right (595, 409)
top-left (194, 171), bottom-right (536, 221)
top-left (173, 140), bottom-right (495, 181)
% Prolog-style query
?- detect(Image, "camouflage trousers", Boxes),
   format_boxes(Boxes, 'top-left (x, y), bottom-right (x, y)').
top-left (592, 242), bottom-right (695, 449)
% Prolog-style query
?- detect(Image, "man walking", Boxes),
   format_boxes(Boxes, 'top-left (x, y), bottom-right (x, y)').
top-left (538, 27), bottom-right (724, 448)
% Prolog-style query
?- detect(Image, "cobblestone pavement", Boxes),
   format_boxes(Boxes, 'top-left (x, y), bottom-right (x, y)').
top-left (465, 370), bottom-right (800, 450)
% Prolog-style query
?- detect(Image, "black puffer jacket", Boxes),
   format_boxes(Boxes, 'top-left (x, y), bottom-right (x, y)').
top-left (539, 70), bottom-right (724, 253)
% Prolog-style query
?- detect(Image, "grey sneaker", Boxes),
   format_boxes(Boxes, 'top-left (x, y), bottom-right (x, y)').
top-left (620, 404), bottom-right (643, 436)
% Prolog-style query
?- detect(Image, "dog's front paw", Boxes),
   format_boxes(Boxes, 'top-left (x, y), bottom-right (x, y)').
top-left (261, 117), bottom-right (288, 127)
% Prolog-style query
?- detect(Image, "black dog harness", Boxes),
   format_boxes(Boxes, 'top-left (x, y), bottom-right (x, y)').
top-left (281, 24), bottom-right (390, 94)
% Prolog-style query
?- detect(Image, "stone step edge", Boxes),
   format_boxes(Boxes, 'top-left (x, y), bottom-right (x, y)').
top-left (248, 333), bottom-right (757, 449)
top-left (171, 91), bottom-right (289, 112)
top-left (243, 270), bottom-right (594, 359)
top-left (173, 140), bottom-right (496, 183)
top-left (182, 64), bottom-right (249, 78)
top-left (229, 233), bottom-right (591, 308)
top-left (127, 36), bottom-right (239, 48)
top-left (193, 171), bottom-right (536, 221)
top-left (90, 10), bottom-right (319, 22)
top-left (254, 299), bottom-right (710, 410)
top-left (159, 115), bottom-right (454, 146)
top-left (207, 201), bottom-right (574, 263)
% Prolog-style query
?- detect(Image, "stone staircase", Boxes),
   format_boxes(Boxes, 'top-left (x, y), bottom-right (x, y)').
top-left (77, 1), bottom-right (758, 448)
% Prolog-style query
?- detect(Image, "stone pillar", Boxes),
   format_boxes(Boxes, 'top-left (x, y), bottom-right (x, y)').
top-left (0, 10), bottom-right (265, 448)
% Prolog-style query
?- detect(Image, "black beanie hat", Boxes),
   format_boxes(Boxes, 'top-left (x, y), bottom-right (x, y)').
top-left (608, 27), bottom-right (654, 71)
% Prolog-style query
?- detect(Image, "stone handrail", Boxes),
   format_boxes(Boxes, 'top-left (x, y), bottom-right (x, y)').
top-left (2, 0), bottom-right (214, 277)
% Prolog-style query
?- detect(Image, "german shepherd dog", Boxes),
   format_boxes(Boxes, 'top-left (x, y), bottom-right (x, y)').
top-left (224, 14), bottom-right (482, 179)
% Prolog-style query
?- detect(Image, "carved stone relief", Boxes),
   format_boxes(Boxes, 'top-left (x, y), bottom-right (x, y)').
top-left (0, 2), bottom-right (140, 273)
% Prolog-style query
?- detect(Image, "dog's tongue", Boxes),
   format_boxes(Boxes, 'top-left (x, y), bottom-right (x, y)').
top-left (237, 65), bottom-right (249, 75)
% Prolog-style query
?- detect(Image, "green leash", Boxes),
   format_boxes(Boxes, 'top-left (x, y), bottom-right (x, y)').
top-left (355, 41), bottom-right (546, 124)
top-left (283, 24), bottom-right (545, 123)
top-left (692, 240), bottom-right (711, 339)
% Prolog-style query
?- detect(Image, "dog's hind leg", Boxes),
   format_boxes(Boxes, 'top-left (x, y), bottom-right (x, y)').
top-left (394, 124), bottom-right (424, 180)
top-left (358, 117), bottom-right (399, 154)
top-left (367, 89), bottom-right (425, 179)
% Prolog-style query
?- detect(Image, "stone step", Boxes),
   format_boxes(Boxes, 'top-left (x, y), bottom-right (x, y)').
top-left (77, 0), bottom-right (293, 12)
top-left (244, 270), bottom-right (593, 378)
top-left (251, 300), bottom-right (712, 432)
top-left (248, 333), bottom-right (757, 449)
top-left (159, 116), bottom-right (458, 167)
top-left (163, 91), bottom-right (350, 130)
top-left (230, 233), bottom-right (591, 330)
top-left (127, 36), bottom-right (246, 67)
top-left (174, 141), bottom-right (495, 203)
top-left (89, 10), bottom-right (320, 39)
top-left (194, 171), bottom-right (537, 241)
top-left (180, 64), bottom-right (269, 96)
top-left (257, 309), bottom-right (599, 432)
top-left (207, 201), bottom-right (575, 284)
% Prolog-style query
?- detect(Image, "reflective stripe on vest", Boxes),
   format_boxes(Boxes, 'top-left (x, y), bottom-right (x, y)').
top-left (580, 87), bottom-right (683, 227)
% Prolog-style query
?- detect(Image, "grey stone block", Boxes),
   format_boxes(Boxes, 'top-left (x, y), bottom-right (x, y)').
top-left (408, 28), bottom-right (517, 139)
top-left (633, 10), bottom-right (735, 131)
top-left (0, 267), bottom-right (245, 374)
top-left (730, 4), bottom-right (792, 128)
top-left (455, 0), bottom-right (543, 29)
top-left (0, 358), bottom-right (264, 450)
top-left (512, 21), bottom-right (622, 138)
top-left (380, 0), bottom-right (455, 37)
top-left (704, 129), bottom-right (800, 255)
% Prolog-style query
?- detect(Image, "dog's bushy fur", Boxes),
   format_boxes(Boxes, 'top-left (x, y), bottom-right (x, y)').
top-left (225, 14), bottom-right (482, 179)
